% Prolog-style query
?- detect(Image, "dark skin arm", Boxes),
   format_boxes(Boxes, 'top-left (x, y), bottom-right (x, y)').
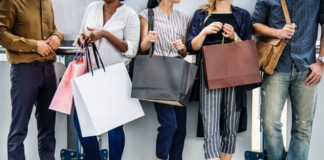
top-left (85, 27), bottom-right (128, 53)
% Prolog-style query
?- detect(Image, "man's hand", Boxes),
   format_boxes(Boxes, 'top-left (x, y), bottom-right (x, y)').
top-left (276, 23), bottom-right (297, 39)
top-left (305, 60), bottom-right (323, 86)
top-left (37, 41), bottom-right (54, 57)
top-left (46, 35), bottom-right (61, 50)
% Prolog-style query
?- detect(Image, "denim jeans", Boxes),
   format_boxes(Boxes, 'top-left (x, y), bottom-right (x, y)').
top-left (261, 69), bottom-right (317, 160)
top-left (74, 110), bottom-right (125, 160)
top-left (154, 103), bottom-right (187, 160)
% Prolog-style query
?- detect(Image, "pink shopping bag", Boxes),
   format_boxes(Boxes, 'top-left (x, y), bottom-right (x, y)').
top-left (49, 46), bottom-right (87, 114)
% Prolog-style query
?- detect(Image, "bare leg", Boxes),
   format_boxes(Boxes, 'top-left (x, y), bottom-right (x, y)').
top-left (220, 152), bottom-right (233, 160)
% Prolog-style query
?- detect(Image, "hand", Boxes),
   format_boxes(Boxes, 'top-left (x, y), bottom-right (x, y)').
top-left (37, 41), bottom-right (54, 57)
top-left (305, 60), bottom-right (323, 86)
top-left (87, 27), bottom-right (106, 44)
top-left (172, 39), bottom-right (185, 51)
top-left (277, 23), bottom-right (297, 39)
top-left (202, 22), bottom-right (223, 35)
top-left (45, 35), bottom-right (61, 50)
top-left (144, 31), bottom-right (159, 43)
top-left (78, 33), bottom-right (87, 45)
top-left (222, 23), bottom-right (235, 39)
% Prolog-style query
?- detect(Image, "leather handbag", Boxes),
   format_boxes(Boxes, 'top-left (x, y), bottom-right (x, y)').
top-left (202, 38), bottom-right (261, 90)
top-left (257, 0), bottom-right (291, 75)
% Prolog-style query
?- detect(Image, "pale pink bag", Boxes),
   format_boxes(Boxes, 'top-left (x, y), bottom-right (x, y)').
top-left (49, 45), bottom-right (87, 114)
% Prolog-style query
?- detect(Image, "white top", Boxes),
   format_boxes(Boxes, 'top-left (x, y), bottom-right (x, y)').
top-left (74, 2), bottom-right (140, 67)
top-left (140, 8), bottom-right (188, 57)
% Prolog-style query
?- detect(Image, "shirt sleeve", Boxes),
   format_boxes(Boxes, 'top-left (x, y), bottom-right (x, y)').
top-left (140, 9), bottom-right (149, 21)
top-left (186, 10), bottom-right (202, 54)
top-left (122, 11), bottom-right (140, 58)
top-left (241, 11), bottom-right (253, 41)
top-left (251, 0), bottom-right (269, 25)
top-left (319, 1), bottom-right (324, 25)
top-left (0, 0), bottom-right (38, 52)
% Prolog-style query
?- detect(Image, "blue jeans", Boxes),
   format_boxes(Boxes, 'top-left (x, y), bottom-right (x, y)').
top-left (261, 69), bottom-right (317, 160)
top-left (74, 110), bottom-right (125, 160)
top-left (154, 103), bottom-right (187, 160)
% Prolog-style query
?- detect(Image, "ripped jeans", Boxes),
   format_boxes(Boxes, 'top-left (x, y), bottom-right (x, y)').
top-left (261, 69), bottom-right (317, 160)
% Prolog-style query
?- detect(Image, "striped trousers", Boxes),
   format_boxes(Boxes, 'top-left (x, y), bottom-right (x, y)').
top-left (200, 61), bottom-right (241, 159)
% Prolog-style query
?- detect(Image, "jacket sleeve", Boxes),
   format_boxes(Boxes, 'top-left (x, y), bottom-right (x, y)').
top-left (240, 11), bottom-right (253, 41)
top-left (0, 0), bottom-right (38, 52)
top-left (186, 10), bottom-right (202, 55)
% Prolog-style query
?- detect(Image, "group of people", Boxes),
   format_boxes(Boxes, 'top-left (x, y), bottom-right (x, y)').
top-left (0, 0), bottom-right (323, 160)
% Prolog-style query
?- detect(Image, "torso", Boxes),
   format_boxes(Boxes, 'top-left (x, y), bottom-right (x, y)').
top-left (203, 13), bottom-right (238, 45)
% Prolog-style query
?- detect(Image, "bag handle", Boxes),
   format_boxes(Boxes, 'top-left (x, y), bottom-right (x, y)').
top-left (85, 41), bottom-right (106, 76)
top-left (73, 42), bottom-right (86, 61)
top-left (280, 0), bottom-right (291, 24)
top-left (148, 8), bottom-right (155, 57)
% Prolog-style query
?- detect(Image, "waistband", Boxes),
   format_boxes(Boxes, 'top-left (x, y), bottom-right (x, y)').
top-left (13, 61), bottom-right (54, 67)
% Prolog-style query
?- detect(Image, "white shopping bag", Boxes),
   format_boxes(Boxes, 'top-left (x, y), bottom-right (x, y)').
top-left (71, 62), bottom-right (144, 137)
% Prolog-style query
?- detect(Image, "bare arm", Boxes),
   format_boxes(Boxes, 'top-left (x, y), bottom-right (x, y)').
top-left (87, 27), bottom-right (128, 53)
top-left (190, 22), bottom-right (222, 51)
top-left (253, 23), bottom-right (297, 39)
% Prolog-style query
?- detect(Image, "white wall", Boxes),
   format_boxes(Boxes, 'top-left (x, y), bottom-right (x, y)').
top-left (52, 0), bottom-right (257, 40)
top-left (1, 0), bottom-right (323, 160)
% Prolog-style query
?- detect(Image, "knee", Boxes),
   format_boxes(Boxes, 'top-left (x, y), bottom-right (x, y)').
top-left (292, 119), bottom-right (313, 138)
top-left (160, 121), bottom-right (177, 134)
top-left (261, 118), bottom-right (283, 137)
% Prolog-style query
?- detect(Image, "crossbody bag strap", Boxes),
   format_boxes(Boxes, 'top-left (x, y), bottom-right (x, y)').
top-left (280, 0), bottom-right (291, 24)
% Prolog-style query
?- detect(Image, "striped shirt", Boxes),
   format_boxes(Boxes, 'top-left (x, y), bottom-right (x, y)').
top-left (140, 8), bottom-right (189, 57)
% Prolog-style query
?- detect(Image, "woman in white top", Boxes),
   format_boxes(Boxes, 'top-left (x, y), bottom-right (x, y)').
top-left (73, 0), bottom-right (140, 160)
top-left (140, 0), bottom-right (189, 160)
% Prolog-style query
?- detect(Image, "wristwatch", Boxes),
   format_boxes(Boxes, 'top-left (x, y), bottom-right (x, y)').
top-left (318, 56), bottom-right (324, 64)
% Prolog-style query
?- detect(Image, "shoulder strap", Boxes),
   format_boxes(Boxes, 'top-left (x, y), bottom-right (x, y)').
top-left (280, 0), bottom-right (291, 24)
top-left (148, 8), bottom-right (155, 56)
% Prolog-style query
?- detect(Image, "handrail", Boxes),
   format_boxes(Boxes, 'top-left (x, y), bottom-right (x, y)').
top-left (0, 46), bottom-right (79, 55)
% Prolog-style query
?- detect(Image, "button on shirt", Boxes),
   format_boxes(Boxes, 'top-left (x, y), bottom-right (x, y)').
top-left (0, 0), bottom-right (64, 64)
top-left (252, 0), bottom-right (324, 72)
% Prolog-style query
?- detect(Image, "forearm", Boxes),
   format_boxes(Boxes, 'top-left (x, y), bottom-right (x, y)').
top-left (103, 30), bottom-right (128, 53)
top-left (178, 47), bottom-right (188, 57)
top-left (191, 31), bottom-right (207, 51)
top-left (253, 23), bottom-right (281, 39)
top-left (319, 24), bottom-right (324, 57)
top-left (140, 40), bottom-right (150, 53)
top-left (0, 28), bottom-right (37, 52)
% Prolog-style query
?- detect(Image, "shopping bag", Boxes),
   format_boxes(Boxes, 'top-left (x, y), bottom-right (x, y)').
top-left (49, 45), bottom-right (87, 114)
top-left (202, 39), bottom-right (261, 90)
top-left (72, 44), bottom-right (144, 137)
top-left (131, 55), bottom-right (197, 107)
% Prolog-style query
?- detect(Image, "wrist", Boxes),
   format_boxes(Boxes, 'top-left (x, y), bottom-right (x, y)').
top-left (317, 56), bottom-right (324, 66)
top-left (275, 29), bottom-right (283, 39)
